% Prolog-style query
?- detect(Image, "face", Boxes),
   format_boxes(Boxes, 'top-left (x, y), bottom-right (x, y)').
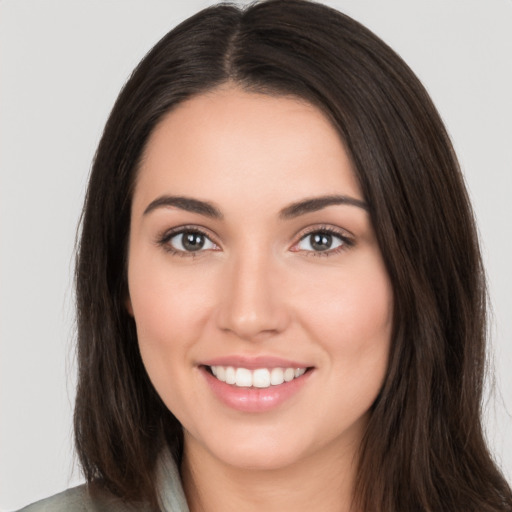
top-left (127, 87), bottom-right (393, 472)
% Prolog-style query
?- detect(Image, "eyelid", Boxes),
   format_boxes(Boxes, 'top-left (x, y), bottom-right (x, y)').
top-left (290, 224), bottom-right (355, 254)
top-left (156, 224), bottom-right (221, 254)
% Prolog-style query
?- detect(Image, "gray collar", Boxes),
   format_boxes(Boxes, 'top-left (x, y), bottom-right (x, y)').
top-left (156, 452), bottom-right (190, 512)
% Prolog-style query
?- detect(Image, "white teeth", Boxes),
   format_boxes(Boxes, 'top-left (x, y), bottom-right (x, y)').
top-left (235, 368), bottom-right (252, 387)
top-left (209, 365), bottom-right (307, 388)
top-left (270, 367), bottom-right (284, 385)
top-left (225, 366), bottom-right (236, 385)
top-left (284, 368), bottom-right (295, 382)
top-left (252, 369), bottom-right (270, 388)
top-left (215, 366), bottom-right (226, 382)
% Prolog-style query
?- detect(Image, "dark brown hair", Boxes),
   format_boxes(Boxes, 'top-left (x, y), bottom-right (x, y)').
top-left (74, 1), bottom-right (512, 510)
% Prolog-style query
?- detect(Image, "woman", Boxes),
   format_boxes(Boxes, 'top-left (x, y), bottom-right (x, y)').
top-left (19, 0), bottom-right (512, 511)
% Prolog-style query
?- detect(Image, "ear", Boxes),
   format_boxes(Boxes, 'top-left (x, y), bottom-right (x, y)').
top-left (125, 295), bottom-right (134, 316)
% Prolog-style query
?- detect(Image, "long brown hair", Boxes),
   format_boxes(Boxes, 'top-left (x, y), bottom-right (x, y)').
top-left (74, 1), bottom-right (512, 510)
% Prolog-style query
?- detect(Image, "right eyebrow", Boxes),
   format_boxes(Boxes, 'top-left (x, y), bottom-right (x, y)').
top-left (279, 194), bottom-right (368, 219)
top-left (143, 195), bottom-right (223, 219)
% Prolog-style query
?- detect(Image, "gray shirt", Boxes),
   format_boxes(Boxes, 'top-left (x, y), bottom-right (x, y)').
top-left (18, 453), bottom-right (189, 512)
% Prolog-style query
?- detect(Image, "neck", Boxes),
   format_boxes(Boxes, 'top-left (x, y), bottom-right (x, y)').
top-left (181, 435), bottom-right (359, 512)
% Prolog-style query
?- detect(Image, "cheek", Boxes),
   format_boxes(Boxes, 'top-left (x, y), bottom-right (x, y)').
top-left (298, 252), bottom-right (393, 378)
top-left (128, 253), bottom-right (214, 346)
top-left (296, 258), bottom-right (393, 438)
top-left (305, 251), bottom-right (391, 314)
top-left (126, 251), bottom-right (216, 404)
top-left (127, 254), bottom-right (220, 421)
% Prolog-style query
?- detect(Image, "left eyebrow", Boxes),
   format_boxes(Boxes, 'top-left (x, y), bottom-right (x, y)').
top-left (279, 195), bottom-right (368, 219)
top-left (143, 195), bottom-right (223, 219)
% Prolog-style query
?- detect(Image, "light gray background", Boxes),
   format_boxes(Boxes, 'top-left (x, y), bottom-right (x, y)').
top-left (1, 0), bottom-right (511, 510)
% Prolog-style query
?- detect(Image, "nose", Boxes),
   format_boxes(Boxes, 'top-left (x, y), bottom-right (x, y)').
top-left (215, 250), bottom-right (290, 341)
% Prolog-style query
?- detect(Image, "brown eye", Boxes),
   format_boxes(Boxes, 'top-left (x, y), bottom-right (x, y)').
top-left (168, 231), bottom-right (216, 252)
top-left (296, 231), bottom-right (345, 253)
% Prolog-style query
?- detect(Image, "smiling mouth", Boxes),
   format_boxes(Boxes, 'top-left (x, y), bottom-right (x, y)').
top-left (204, 365), bottom-right (310, 388)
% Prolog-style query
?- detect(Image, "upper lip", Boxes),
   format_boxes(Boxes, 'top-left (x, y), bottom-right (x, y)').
top-left (200, 355), bottom-right (313, 370)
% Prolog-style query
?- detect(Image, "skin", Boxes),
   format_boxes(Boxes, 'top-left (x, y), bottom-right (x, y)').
top-left (127, 86), bottom-right (393, 512)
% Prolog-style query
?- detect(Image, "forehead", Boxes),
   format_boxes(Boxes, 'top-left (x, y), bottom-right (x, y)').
top-left (133, 87), bottom-right (362, 214)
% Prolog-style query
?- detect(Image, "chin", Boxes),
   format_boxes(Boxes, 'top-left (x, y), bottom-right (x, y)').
top-left (216, 444), bottom-right (306, 471)
top-left (190, 423), bottom-right (323, 472)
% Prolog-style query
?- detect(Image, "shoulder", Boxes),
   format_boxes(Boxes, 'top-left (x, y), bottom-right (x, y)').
top-left (17, 484), bottom-right (151, 512)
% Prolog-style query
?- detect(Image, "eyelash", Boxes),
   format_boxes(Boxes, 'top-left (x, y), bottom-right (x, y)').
top-left (156, 225), bottom-right (218, 258)
top-left (156, 224), bottom-right (354, 258)
top-left (293, 225), bottom-right (354, 257)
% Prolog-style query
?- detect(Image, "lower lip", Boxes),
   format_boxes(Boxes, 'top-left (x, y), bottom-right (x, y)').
top-left (201, 367), bottom-right (313, 413)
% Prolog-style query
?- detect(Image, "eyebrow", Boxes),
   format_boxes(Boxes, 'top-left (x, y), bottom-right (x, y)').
top-left (279, 195), bottom-right (368, 219)
top-left (143, 194), bottom-right (368, 219)
top-left (143, 195), bottom-right (223, 219)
